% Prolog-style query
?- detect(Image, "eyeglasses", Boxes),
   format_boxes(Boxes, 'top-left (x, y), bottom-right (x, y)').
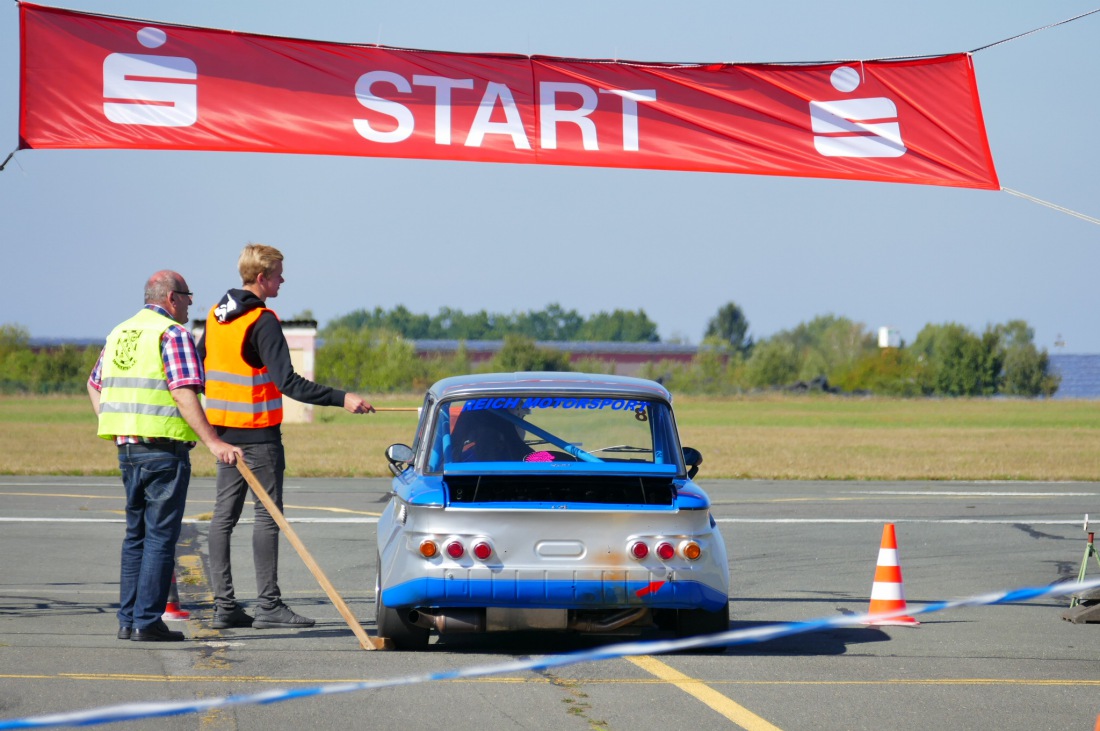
top-left (173, 290), bottom-right (193, 298)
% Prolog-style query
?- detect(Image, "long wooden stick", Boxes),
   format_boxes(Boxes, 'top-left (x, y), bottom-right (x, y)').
top-left (371, 407), bottom-right (419, 412)
top-left (236, 461), bottom-right (389, 650)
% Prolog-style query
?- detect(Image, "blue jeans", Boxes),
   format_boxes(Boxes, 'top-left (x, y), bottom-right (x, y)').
top-left (117, 442), bottom-right (191, 630)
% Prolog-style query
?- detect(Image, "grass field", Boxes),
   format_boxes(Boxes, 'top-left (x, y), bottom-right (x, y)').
top-left (2, 394), bottom-right (1097, 481)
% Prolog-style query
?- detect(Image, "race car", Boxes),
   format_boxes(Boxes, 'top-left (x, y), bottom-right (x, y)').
top-left (376, 372), bottom-right (730, 649)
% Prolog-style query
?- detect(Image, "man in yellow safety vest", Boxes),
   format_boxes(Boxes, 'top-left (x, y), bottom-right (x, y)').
top-left (89, 270), bottom-right (241, 642)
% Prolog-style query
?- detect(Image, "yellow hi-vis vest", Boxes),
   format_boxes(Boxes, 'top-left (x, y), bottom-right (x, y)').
top-left (202, 305), bottom-right (283, 429)
top-left (97, 308), bottom-right (199, 441)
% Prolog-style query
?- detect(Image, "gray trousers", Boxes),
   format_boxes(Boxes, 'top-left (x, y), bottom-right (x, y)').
top-left (209, 441), bottom-right (285, 612)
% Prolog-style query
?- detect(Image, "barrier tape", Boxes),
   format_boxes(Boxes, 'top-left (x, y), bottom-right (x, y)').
top-left (2, 578), bottom-right (1098, 730)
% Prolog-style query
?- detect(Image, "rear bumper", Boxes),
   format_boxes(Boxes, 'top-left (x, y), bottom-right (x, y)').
top-left (383, 570), bottom-right (729, 612)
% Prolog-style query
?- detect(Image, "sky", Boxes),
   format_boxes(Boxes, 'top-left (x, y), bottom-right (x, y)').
top-left (2, 1), bottom-right (1098, 352)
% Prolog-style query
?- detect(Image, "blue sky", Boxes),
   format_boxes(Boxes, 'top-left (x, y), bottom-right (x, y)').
top-left (2, 1), bottom-right (1098, 352)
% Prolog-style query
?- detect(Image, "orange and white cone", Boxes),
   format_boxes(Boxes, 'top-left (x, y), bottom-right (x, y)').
top-left (864, 523), bottom-right (918, 626)
top-left (162, 571), bottom-right (191, 621)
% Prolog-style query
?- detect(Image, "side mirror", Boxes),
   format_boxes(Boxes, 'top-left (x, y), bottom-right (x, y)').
top-left (682, 446), bottom-right (703, 480)
top-left (385, 443), bottom-right (415, 476)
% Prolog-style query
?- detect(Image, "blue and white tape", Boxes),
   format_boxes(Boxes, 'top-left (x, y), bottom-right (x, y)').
top-left (2, 578), bottom-right (1098, 730)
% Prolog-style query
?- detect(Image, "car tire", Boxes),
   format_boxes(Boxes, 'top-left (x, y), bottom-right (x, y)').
top-left (675, 603), bottom-right (730, 641)
top-left (375, 554), bottom-right (430, 650)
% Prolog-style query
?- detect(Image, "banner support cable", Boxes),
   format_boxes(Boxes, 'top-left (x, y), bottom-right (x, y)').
top-left (1001, 188), bottom-right (1100, 227)
top-left (969, 8), bottom-right (1100, 54)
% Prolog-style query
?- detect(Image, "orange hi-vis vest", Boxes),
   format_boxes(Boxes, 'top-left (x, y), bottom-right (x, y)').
top-left (203, 305), bottom-right (283, 429)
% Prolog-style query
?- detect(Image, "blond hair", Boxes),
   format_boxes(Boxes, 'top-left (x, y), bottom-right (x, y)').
top-left (238, 243), bottom-right (284, 285)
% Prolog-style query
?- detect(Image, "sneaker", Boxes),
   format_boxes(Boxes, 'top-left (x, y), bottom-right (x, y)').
top-left (212, 605), bottom-right (254, 629)
top-left (252, 603), bottom-right (315, 629)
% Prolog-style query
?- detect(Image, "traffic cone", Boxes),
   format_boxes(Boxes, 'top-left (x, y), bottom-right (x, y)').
top-left (162, 571), bottom-right (191, 621)
top-left (864, 523), bottom-right (919, 626)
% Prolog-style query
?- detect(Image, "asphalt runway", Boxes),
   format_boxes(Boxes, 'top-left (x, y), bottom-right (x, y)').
top-left (1, 475), bottom-right (1098, 731)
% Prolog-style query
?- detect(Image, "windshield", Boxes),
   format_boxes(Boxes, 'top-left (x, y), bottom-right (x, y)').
top-left (425, 394), bottom-right (680, 473)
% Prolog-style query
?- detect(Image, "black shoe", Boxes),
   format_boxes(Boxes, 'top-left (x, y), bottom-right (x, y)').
top-left (117, 626), bottom-right (132, 640)
top-left (212, 606), bottom-right (254, 629)
top-left (253, 603), bottom-right (315, 629)
top-left (131, 620), bottom-right (185, 642)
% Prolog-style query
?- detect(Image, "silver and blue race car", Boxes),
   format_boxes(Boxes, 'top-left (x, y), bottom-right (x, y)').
top-left (376, 372), bottom-right (730, 649)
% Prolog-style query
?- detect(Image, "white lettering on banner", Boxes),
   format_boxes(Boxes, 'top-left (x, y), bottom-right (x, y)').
top-left (353, 71), bottom-right (415, 142)
top-left (352, 72), bottom-right (657, 151)
top-left (810, 66), bottom-right (906, 158)
top-left (103, 28), bottom-right (198, 127)
top-left (600, 89), bottom-right (657, 152)
top-left (412, 75), bottom-right (474, 145)
top-left (467, 82), bottom-right (531, 149)
top-left (540, 82), bottom-right (599, 150)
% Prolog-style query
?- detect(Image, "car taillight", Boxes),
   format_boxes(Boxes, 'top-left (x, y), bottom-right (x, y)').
top-left (681, 541), bottom-right (702, 561)
top-left (445, 540), bottom-right (465, 559)
top-left (655, 541), bottom-right (675, 561)
top-left (629, 541), bottom-right (649, 559)
top-left (419, 540), bottom-right (438, 558)
top-left (472, 541), bottom-right (493, 560)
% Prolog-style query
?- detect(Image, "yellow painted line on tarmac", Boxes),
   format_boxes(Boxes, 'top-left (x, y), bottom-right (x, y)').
top-left (627, 655), bottom-right (783, 730)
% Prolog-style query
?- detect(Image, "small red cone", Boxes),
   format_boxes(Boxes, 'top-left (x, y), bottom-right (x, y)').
top-left (864, 523), bottom-right (918, 626)
top-left (162, 571), bottom-right (190, 621)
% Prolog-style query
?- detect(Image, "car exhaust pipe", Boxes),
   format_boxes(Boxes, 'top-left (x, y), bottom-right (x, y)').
top-left (568, 608), bottom-right (650, 633)
top-left (409, 609), bottom-right (486, 634)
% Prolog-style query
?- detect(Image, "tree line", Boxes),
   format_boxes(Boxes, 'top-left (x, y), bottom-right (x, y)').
top-left (323, 303), bottom-right (660, 342)
top-left (0, 325), bottom-right (100, 395)
top-left (676, 307), bottom-right (1059, 397)
top-left (0, 302), bottom-right (1060, 397)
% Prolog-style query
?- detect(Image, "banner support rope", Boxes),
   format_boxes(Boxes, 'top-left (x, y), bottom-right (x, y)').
top-left (970, 8), bottom-right (1100, 54)
top-left (1001, 187), bottom-right (1100, 227)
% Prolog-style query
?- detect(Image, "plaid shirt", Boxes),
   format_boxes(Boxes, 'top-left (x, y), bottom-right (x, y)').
top-left (88, 305), bottom-right (204, 445)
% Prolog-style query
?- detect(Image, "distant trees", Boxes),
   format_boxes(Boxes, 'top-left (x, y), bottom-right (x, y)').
top-left (580, 310), bottom-right (660, 342)
top-left (0, 303), bottom-right (1061, 398)
top-left (996, 320), bottom-right (1060, 396)
top-left (652, 308), bottom-right (1059, 398)
top-left (705, 302), bottom-right (752, 356)
top-left (489, 335), bottom-right (574, 372)
top-left (0, 324), bottom-right (100, 394)
top-left (314, 327), bottom-right (423, 393)
top-left (761, 315), bottom-right (876, 384)
top-left (322, 303), bottom-right (658, 342)
top-left (910, 323), bottom-right (1001, 396)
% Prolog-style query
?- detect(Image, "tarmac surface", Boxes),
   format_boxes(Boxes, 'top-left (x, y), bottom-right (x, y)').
top-left (1, 475), bottom-right (1098, 730)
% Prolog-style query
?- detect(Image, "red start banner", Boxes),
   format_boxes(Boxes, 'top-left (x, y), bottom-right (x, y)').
top-left (18, 3), bottom-right (1000, 189)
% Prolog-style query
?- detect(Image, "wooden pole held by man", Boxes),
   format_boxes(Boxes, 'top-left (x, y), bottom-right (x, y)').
top-left (236, 461), bottom-right (390, 650)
